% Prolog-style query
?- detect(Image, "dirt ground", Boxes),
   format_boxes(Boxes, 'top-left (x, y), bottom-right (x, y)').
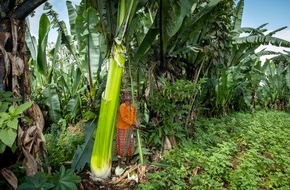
top-left (77, 164), bottom-right (153, 190)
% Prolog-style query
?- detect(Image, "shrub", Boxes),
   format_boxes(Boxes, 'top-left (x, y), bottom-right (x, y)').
top-left (45, 123), bottom-right (84, 170)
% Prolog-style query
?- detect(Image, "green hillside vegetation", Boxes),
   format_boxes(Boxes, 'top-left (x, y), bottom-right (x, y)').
top-left (138, 110), bottom-right (290, 189)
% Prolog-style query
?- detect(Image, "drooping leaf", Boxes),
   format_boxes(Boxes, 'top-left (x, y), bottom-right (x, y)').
top-left (86, 8), bottom-right (101, 87)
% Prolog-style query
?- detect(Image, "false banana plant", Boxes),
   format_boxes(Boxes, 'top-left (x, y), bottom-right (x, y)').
top-left (90, 0), bottom-right (139, 179)
top-left (91, 43), bottom-right (125, 178)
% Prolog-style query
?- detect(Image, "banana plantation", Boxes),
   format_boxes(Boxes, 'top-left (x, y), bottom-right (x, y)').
top-left (1, 0), bottom-right (290, 189)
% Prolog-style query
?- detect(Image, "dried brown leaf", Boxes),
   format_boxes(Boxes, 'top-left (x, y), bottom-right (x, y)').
top-left (0, 168), bottom-right (18, 189)
top-left (191, 166), bottom-right (201, 177)
top-left (109, 165), bottom-right (139, 185)
top-left (10, 55), bottom-right (24, 77)
top-left (22, 147), bottom-right (37, 176)
top-left (137, 164), bottom-right (148, 184)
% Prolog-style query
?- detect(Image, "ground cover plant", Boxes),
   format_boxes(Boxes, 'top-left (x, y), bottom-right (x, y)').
top-left (137, 110), bottom-right (290, 190)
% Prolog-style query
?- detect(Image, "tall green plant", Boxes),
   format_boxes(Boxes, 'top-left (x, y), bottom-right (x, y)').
top-left (90, 0), bottom-right (140, 178)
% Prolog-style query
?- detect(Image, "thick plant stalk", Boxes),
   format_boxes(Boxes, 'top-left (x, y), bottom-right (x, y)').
top-left (91, 44), bottom-right (125, 178)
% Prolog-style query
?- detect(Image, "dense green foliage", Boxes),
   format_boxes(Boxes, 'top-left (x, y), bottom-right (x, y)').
top-left (17, 166), bottom-right (81, 190)
top-left (137, 111), bottom-right (290, 189)
top-left (45, 123), bottom-right (84, 170)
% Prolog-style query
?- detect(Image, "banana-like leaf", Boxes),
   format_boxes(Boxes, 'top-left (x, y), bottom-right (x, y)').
top-left (286, 67), bottom-right (290, 89)
top-left (72, 68), bottom-right (82, 97)
top-left (161, 0), bottom-right (197, 53)
top-left (267, 26), bottom-right (287, 36)
top-left (87, 8), bottom-right (101, 86)
top-left (43, 86), bottom-right (62, 123)
top-left (37, 14), bottom-right (50, 75)
top-left (66, 1), bottom-right (77, 36)
top-left (233, 35), bottom-right (290, 47)
top-left (51, 32), bottom-right (62, 68)
top-left (232, 0), bottom-right (244, 37)
top-left (135, 28), bottom-right (159, 62)
top-left (181, 0), bottom-right (222, 37)
top-left (72, 121), bottom-right (95, 172)
top-left (25, 18), bottom-right (37, 61)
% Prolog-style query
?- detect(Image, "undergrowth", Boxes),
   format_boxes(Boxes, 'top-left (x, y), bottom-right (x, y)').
top-left (137, 110), bottom-right (290, 190)
top-left (45, 123), bottom-right (84, 170)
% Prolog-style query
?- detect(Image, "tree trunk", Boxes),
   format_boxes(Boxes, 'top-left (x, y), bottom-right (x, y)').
top-left (0, 0), bottom-right (49, 178)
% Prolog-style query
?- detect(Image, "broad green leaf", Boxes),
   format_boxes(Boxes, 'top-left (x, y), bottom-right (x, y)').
top-left (12, 101), bottom-right (34, 116)
top-left (232, 0), bottom-right (244, 37)
top-left (135, 28), bottom-right (159, 62)
top-left (66, 1), bottom-right (77, 36)
top-left (0, 102), bottom-right (9, 112)
top-left (286, 67), bottom-right (290, 89)
top-left (0, 112), bottom-right (10, 120)
top-left (43, 87), bottom-right (62, 123)
top-left (72, 68), bottom-right (82, 97)
top-left (0, 91), bottom-right (13, 98)
top-left (37, 14), bottom-right (50, 75)
top-left (66, 98), bottom-right (77, 113)
top-left (72, 121), bottom-right (95, 172)
top-left (0, 128), bottom-right (16, 148)
top-left (0, 140), bottom-right (6, 153)
top-left (53, 166), bottom-right (81, 190)
top-left (233, 35), bottom-right (290, 47)
top-left (51, 31), bottom-right (62, 69)
top-left (181, 0), bottom-right (223, 38)
top-left (17, 175), bottom-right (54, 190)
top-left (161, 0), bottom-right (196, 53)
top-left (8, 105), bottom-right (15, 115)
top-left (7, 118), bottom-right (18, 130)
top-left (168, 0), bottom-right (195, 38)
